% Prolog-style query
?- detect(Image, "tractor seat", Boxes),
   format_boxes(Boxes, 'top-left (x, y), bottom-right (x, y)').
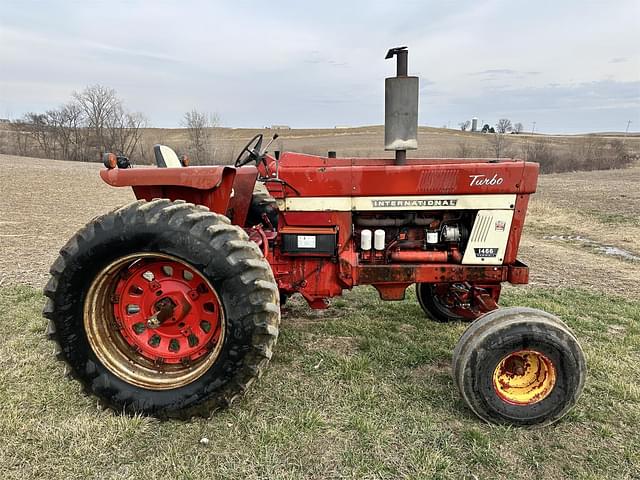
top-left (154, 144), bottom-right (183, 168)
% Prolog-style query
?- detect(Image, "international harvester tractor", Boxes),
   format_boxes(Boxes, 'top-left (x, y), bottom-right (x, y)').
top-left (44, 48), bottom-right (586, 425)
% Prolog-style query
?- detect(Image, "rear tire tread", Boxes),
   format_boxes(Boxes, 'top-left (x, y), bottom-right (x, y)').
top-left (43, 199), bottom-right (280, 419)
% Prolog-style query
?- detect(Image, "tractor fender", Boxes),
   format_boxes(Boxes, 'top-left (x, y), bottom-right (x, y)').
top-left (100, 166), bottom-right (238, 215)
top-left (100, 165), bottom-right (235, 190)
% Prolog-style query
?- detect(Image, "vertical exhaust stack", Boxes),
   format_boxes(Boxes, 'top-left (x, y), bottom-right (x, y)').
top-left (384, 46), bottom-right (419, 165)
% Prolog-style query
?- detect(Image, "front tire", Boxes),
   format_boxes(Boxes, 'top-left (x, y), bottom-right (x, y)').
top-left (44, 199), bottom-right (280, 418)
top-left (416, 283), bottom-right (470, 322)
top-left (452, 307), bottom-right (586, 426)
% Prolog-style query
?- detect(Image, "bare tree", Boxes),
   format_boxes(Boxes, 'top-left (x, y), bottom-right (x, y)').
top-left (108, 107), bottom-right (147, 158)
top-left (2, 84), bottom-right (146, 162)
top-left (496, 118), bottom-right (512, 134)
top-left (513, 122), bottom-right (524, 134)
top-left (8, 119), bottom-right (31, 156)
top-left (457, 140), bottom-right (473, 158)
top-left (72, 84), bottom-right (147, 158)
top-left (459, 120), bottom-right (471, 131)
top-left (181, 109), bottom-right (220, 163)
top-left (45, 104), bottom-right (86, 161)
top-left (488, 132), bottom-right (509, 159)
top-left (20, 112), bottom-right (58, 158)
top-left (73, 85), bottom-right (121, 151)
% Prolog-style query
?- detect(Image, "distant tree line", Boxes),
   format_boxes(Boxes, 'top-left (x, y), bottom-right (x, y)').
top-left (458, 118), bottom-right (524, 134)
top-left (4, 85), bottom-right (147, 162)
top-left (0, 85), bottom-right (225, 165)
top-left (453, 132), bottom-right (635, 171)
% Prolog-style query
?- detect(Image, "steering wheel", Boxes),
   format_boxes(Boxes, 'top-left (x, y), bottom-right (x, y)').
top-left (235, 134), bottom-right (264, 167)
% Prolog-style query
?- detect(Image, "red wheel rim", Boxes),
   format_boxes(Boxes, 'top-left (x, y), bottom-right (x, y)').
top-left (84, 253), bottom-right (226, 390)
top-left (113, 258), bottom-right (223, 365)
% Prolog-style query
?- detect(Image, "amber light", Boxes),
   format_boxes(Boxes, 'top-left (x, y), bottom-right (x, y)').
top-left (103, 153), bottom-right (117, 169)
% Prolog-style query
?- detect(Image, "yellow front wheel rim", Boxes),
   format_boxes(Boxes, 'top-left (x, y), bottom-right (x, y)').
top-left (493, 350), bottom-right (557, 405)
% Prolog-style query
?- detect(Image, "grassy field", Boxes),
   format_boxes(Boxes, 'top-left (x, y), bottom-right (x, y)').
top-left (0, 286), bottom-right (638, 479)
top-left (0, 154), bottom-right (639, 479)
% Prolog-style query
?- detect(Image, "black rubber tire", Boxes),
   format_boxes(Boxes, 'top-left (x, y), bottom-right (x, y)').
top-left (452, 307), bottom-right (586, 426)
top-left (43, 199), bottom-right (280, 419)
top-left (247, 190), bottom-right (278, 228)
top-left (416, 283), bottom-right (466, 322)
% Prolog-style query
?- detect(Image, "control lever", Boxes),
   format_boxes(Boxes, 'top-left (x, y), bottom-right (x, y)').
top-left (260, 133), bottom-right (279, 155)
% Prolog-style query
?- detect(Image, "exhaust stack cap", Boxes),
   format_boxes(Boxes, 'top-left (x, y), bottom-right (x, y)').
top-left (384, 46), bottom-right (419, 159)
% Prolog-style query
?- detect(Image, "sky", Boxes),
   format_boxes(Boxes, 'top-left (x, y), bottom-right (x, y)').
top-left (1, 0), bottom-right (639, 133)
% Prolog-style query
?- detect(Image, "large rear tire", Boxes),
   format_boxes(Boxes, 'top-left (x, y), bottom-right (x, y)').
top-left (43, 199), bottom-right (280, 418)
top-left (452, 307), bottom-right (586, 426)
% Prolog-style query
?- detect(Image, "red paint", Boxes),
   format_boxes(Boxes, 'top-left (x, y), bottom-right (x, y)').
top-left (101, 166), bottom-right (239, 214)
top-left (101, 165), bottom-right (233, 191)
top-left (226, 167), bottom-right (258, 225)
top-left (373, 283), bottom-right (411, 300)
top-left (504, 194), bottom-right (530, 264)
top-left (112, 258), bottom-right (223, 364)
top-left (389, 250), bottom-right (448, 262)
top-left (101, 152), bottom-right (537, 310)
top-left (261, 153), bottom-right (538, 197)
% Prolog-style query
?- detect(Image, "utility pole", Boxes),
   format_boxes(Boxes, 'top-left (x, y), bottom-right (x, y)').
top-left (531, 121), bottom-right (536, 135)
top-left (623, 120), bottom-right (632, 145)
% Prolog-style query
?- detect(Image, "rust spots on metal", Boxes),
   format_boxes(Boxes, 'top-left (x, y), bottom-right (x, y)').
top-left (493, 350), bottom-right (557, 405)
top-left (373, 283), bottom-right (410, 300)
top-left (358, 265), bottom-right (416, 284)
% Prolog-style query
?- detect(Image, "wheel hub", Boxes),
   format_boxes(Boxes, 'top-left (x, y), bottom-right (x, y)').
top-left (113, 258), bottom-right (222, 364)
top-left (492, 350), bottom-right (557, 405)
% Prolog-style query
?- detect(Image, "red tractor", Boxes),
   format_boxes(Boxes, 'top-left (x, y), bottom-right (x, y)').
top-left (44, 48), bottom-right (586, 425)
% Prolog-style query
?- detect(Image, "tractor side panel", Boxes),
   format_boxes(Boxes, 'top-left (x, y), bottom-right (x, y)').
top-left (267, 211), bottom-right (354, 306)
top-left (260, 155), bottom-right (538, 307)
top-left (503, 194), bottom-right (530, 264)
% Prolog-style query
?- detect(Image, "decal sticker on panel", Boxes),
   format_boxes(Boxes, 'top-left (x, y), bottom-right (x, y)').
top-left (474, 247), bottom-right (499, 258)
top-left (462, 209), bottom-right (514, 265)
top-left (297, 236), bottom-right (317, 249)
top-left (469, 174), bottom-right (504, 187)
